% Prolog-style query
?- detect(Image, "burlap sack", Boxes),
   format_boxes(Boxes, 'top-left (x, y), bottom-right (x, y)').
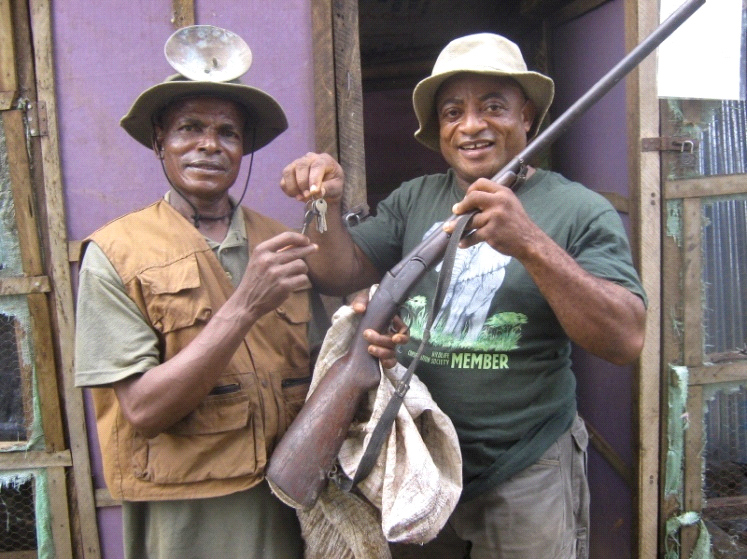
top-left (298, 295), bottom-right (462, 550)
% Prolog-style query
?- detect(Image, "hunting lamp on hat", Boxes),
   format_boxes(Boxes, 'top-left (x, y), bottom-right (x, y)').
top-left (120, 25), bottom-right (288, 227)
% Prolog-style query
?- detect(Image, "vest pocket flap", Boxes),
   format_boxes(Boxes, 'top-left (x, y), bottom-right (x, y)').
top-left (140, 254), bottom-right (201, 294)
top-left (168, 374), bottom-right (253, 436)
top-left (139, 255), bottom-right (213, 333)
top-left (274, 289), bottom-right (312, 324)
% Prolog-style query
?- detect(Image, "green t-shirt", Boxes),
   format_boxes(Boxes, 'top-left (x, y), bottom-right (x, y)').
top-left (349, 168), bottom-right (646, 501)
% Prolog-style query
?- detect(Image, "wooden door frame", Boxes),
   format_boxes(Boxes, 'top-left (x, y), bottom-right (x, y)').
top-left (311, 0), bottom-right (367, 214)
top-left (5, 0), bottom-right (103, 556)
top-left (627, 0), bottom-right (662, 557)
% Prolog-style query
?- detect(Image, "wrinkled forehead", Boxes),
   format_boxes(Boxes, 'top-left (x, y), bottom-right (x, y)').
top-left (435, 73), bottom-right (526, 106)
top-left (157, 95), bottom-right (248, 127)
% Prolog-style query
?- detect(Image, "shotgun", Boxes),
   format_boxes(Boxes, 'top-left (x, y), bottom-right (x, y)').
top-left (266, 0), bottom-right (705, 510)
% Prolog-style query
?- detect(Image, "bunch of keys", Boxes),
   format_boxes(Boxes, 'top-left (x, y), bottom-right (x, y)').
top-left (301, 196), bottom-right (328, 235)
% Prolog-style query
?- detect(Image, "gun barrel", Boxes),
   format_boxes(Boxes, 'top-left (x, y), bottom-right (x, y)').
top-left (266, 0), bottom-right (705, 509)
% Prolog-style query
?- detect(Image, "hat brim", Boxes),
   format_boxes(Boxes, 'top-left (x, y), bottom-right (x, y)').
top-left (412, 69), bottom-right (554, 152)
top-left (120, 79), bottom-right (288, 154)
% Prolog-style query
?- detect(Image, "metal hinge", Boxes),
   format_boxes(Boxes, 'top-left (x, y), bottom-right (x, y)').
top-left (641, 136), bottom-right (698, 153)
top-left (26, 100), bottom-right (48, 137)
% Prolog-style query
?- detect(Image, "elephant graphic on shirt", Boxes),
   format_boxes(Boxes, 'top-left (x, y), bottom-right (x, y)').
top-left (424, 222), bottom-right (512, 342)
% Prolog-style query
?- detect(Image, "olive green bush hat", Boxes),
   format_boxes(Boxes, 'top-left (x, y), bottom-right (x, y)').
top-left (120, 26), bottom-right (287, 155)
top-left (412, 33), bottom-right (555, 152)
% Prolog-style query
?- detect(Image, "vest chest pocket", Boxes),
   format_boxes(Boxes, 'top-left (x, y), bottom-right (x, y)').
top-left (138, 254), bottom-right (213, 334)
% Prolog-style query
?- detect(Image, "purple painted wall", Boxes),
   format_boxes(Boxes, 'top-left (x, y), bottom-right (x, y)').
top-left (552, 2), bottom-right (635, 558)
top-left (55, 1), bottom-right (313, 240)
top-left (52, 2), bottom-right (314, 557)
top-left (52, 0), bottom-right (639, 556)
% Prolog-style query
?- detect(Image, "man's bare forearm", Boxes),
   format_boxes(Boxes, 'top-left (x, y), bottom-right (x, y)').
top-left (520, 232), bottom-right (646, 365)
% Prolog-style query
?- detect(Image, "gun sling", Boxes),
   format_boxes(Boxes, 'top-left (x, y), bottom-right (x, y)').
top-left (335, 210), bottom-right (477, 491)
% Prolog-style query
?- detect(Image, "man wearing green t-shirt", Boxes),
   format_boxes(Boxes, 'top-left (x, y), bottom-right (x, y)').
top-left (280, 33), bottom-right (646, 559)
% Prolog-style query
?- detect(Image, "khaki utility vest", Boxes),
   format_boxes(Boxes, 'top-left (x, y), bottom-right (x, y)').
top-left (85, 200), bottom-right (311, 501)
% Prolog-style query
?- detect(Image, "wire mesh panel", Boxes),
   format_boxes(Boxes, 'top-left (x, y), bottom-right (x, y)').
top-left (703, 385), bottom-right (747, 558)
top-left (699, 198), bottom-right (747, 557)
top-left (0, 312), bottom-right (32, 442)
top-left (1, 108), bottom-right (39, 449)
top-left (0, 474), bottom-right (38, 552)
top-left (702, 197), bottom-right (747, 356)
top-left (0, 76), bottom-right (54, 557)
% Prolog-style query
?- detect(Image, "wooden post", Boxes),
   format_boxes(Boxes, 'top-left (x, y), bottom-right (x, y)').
top-left (171, 0), bottom-right (195, 28)
top-left (626, 0), bottom-right (663, 556)
top-left (312, 0), bottom-right (338, 158)
top-left (0, 0), bottom-right (17, 109)
top-left (332, 0), bottom-right (367, 214)
top-left (27, 0), bottom-right (101, 556)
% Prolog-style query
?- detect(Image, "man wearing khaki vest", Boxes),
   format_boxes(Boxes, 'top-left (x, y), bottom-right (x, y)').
top-left (74, 28), bottom-right (403, 559)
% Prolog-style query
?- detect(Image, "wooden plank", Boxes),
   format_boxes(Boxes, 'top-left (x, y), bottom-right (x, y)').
top-left (659, 95), bottom-right (687, 556)
top-left (68, 240), bottom-right (82, 263)
top-left (680, 196), bottom-right (703, 555)
top-left (0, 450), bottom-right (72, 469)
top-left (0, 0), bottom-right (17, 109)
top-left (333, 0), bottom-right (367, 214)
top-left (171, 0), bottom-right (194, 29)
top-left (627, 0), bottom-right (662, 556)
top-left (682, 197), bottom-right (702, 367)
top-left (664, 174), bottom-right (747, 200)
top-left (598, 191), bottom-right (630, 214)
top-left (4, 107), bottom-right (65, 452)
top-left (46, 466), bottom-right (74, 559)
top-left (2, 110), bottom-right (44, 273)
top-left (585, 420), bottom-right (634, 487)
top-left (688, 362), bottom-right (747, 385)
top-left (312, 0), bottom-right (338, 158)
top-left (703, 494), bottom-right (747, 519)
top-left (0, 552), bottom-right (37, 559)
top-left (681, 384), bottom-right (704, 557)
top-left (0, 276), bottom-right (51, 295)
top-left (27, 0), bottom-right (102, 556)
top-left (27, 291), bottom-right (66, 450)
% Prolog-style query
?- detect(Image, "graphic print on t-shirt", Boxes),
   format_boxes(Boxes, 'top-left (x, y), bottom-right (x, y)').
top-left (402, 222), bottom-right (528, 354)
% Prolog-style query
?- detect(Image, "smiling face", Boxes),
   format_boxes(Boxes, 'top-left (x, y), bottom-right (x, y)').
top-left (436, 73), bottom-right (536, 191)
top-left (155, 96), bottom-right (246, 204)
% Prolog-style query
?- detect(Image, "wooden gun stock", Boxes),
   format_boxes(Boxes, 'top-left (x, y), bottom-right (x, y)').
top-left (266, 0), bottom-right (704, 509)
top-left (267, 225), bottom-right (453, 508)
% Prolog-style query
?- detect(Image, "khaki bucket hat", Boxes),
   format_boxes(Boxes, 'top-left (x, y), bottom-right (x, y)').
top-left (413, 33), bottom-right (555, 152)
top-left (120, 26), bottom-right (287, 155)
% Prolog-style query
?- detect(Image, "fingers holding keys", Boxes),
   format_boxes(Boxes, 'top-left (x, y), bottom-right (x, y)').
top-left (280, 152), bottom-right (344, 202)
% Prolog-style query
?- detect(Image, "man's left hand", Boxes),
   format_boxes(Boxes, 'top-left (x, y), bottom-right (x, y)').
top-left (350, 290), bottom-right (409, 370)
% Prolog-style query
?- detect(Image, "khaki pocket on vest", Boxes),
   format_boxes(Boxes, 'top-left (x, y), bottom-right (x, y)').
top-left (281, 371), bottom-right (312, 418)
top-left (274, 368), bottom-right (312, 435)
top-left (131, 373), bottom-right (262, 484)
top-left (274, 289), bottom-right (312, 324)
top-left (139, 254), bottom-right (213, 333)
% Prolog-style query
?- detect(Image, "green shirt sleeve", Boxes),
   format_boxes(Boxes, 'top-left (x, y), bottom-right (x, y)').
top-left (74, 242), bottom-right (160, 387)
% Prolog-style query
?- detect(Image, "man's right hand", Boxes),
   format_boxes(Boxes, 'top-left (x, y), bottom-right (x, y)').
top-left (280, 152), bottom-right (344, 203)
top-left (234, 231), bottom-right (317, 322)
